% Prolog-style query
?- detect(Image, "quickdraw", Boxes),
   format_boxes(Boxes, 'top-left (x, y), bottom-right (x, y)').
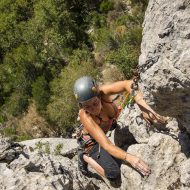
top-left (126, 69), bottom-right (141, 110)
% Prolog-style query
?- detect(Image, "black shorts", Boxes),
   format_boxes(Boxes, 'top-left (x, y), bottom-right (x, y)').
top-left (88, 143), bottom-right (122, 180)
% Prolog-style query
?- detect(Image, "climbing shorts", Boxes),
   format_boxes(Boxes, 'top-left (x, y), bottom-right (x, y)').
top-left (88, 143), bottom-right (122, 180)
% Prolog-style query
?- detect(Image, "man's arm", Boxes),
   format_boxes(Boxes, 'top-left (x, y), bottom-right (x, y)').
top-left (100, 80), bottom-right (168, 123)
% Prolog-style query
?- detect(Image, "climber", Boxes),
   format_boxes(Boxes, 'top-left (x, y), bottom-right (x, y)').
top-left (74, 76), bottom-right (167, 181)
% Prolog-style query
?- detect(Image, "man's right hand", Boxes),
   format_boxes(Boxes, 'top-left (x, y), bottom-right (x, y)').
top-left (125, 154), bottom-right (151, 176)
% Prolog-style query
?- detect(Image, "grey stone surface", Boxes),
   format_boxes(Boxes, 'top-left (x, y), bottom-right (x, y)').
top-left (139, 0), bottom-right (190, 125)
top-left (0, 137), bottom-right (109, 190)
top-left (180, 158), bottom-right (190, 188)
top-left (117, 105), bottom-right (153, 144)
top-left (120, 133), bottom-right (186, 190)
top-left (20, 138), bottom-right (78, 157)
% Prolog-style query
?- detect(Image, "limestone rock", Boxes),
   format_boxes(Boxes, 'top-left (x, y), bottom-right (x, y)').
top-left (139, 0), bottom-right (190, 128)
top-left (0, 137), bottom-right (109, 190)
top-left (180, 158), bottom-right (190, 188)
top-left (121, 133), bottom-right (186, 190)
top-left (20, 138), bottom-right (78, 158)
top-left (0, 138), bottom-right (23, 163)
top-left (117, 105), bottom-right (153, 144)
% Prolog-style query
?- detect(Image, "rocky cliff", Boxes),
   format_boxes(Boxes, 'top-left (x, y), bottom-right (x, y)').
top-left (0, 0), bottom-right (190, 189)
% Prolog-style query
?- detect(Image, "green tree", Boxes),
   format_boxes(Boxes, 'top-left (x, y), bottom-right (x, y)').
top-left (0, 0), bottom-right (101, 118)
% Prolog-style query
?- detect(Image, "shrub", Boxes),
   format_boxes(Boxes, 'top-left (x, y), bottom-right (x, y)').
top-left (90, 12), bottom-right (106, 28)
top-left (115, 13), bottom-right (142, 27)
top-left (107, 10), bottom-right (121, 25)
top-left (2, 126), bottom-right (17, 138)
top-left (100, 0), bottom-right (114, 13)
top-left (15, 134), bottom-right (32, 142)
top-left (0, 115), bottom-right (6, 124)
top-left (54, 143), bottom-right (63, 155)
top-left (3, 91), bottom-right (29, 117)
top-left (113, 0), bottom-right (127, 12)
top-left (125, 26), bottom-right (142, 46)
top-left (1, 125), bottom-right (32, 142)
top-left (35, 141), bottom-right (45, 150)
top-left (32, 76), bottom-right (50, 112)
top-left (106, 44), bottom-right (138, 79)
top-left (130, 0), bottom-right (149, 11)
top-left (91, 28), bottom-right (118, 52)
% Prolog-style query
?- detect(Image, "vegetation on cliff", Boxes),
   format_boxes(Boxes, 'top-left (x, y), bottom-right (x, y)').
top-left (0, 0), bottom-right (148, 139)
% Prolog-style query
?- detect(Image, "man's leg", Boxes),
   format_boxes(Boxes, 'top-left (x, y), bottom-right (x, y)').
top-left (83, 154), bottom-right (105, 177)
top-left (87, 144), bottom-right (121, 180)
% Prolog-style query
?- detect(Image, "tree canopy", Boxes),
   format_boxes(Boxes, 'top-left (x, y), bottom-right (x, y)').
top-left (0, 0), bottom-right (148, 137)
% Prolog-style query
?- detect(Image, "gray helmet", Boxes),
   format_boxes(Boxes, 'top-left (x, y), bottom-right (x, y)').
top-left (74, 76), bottom-right (99, 103)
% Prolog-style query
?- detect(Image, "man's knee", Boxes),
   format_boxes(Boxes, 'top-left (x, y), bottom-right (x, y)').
top-left (105, 167), bottom-right (121, 180)
top-left (77, 149), bottom-right (88, 175)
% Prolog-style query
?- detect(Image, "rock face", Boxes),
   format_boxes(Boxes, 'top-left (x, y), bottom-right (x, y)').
top-left (0, 138), bottom-right (109, 190)
top-left (110, 0), bottom-right (190, 189)
top-left (20, 138), bottom-right (78, 157)
top-left (0, 0), bottom-right (190, 190)
top-left (118, 0), bottom-right (190, 189)
top-left (121, 133), bottom-right (186, 190)
top-left (139, 0), bottom-right (190, 130)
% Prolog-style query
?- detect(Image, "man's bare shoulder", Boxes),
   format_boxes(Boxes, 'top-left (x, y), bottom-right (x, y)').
top-left (79, 109), bottom-right (91, 119)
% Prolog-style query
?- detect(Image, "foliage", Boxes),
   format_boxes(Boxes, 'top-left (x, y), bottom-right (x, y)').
top-left (3, 91), bottom-right (29, 116)
top-left (2, 126), bottom-right (17, 138)
top-left (100, 0), bottom-right (114, 13)
top-left (89, 12), bottom-right (106, 29)
top-left (90, 0), bottom-right (146, 78)
top-left (91, 27), bottom-right (118, 52)
top-left (34, 142), bottom-right (51, 155)
top-left (35, 141), bottom-right (45, 150)
top-left (106, 44), bottom-right (139, 79)
top-left (0, 0), bottom-right (101, 119)
top-left (1, 126), bottom-right (32, 142)
top-left (0, 115), bottom-right (6, 124)
top-left (32, 76), bottom-right (50, 112)
top-left (0, 0), bottom-right (148, 138)
top-left (16, 134), bottom-right (32, 142)
top-left (130, 0), bottom-right (149, 11)
top-left (44, 143), bottom-right (50, 155)
top-left (54, 143), bottom-right (63, 155)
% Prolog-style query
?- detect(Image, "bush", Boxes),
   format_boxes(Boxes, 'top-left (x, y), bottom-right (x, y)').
top-left (3, 91), bottom-right (29, 117)
top-left (0, 115), bottom-right (6, 124)
top-left (106, 44), bottom-right (138, 79)
top-left (91, 28), bottom-right (118, 52)
top-left (115, 13), bottom-right (142, 27)
top-left (113, 0), bottom-right (127, 12)
top-left (90, 12), bottom-right (106, 28)
top-left (1, 125), bottom-right (32, 141)
top-left (32, 76), bottom-right (50, 112)
top-left (124, 26), bottom-right (142, 46)
top-left (54, 143), bottom-right (63, 155)
top-left (15, 134), bottom-right (32, 142)
top-left (2, 126), bottom-right (17, 137)
top-left (100, 0), bottom-right (114, 13)
top-left (130, 0), bottom-right (149, 11)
